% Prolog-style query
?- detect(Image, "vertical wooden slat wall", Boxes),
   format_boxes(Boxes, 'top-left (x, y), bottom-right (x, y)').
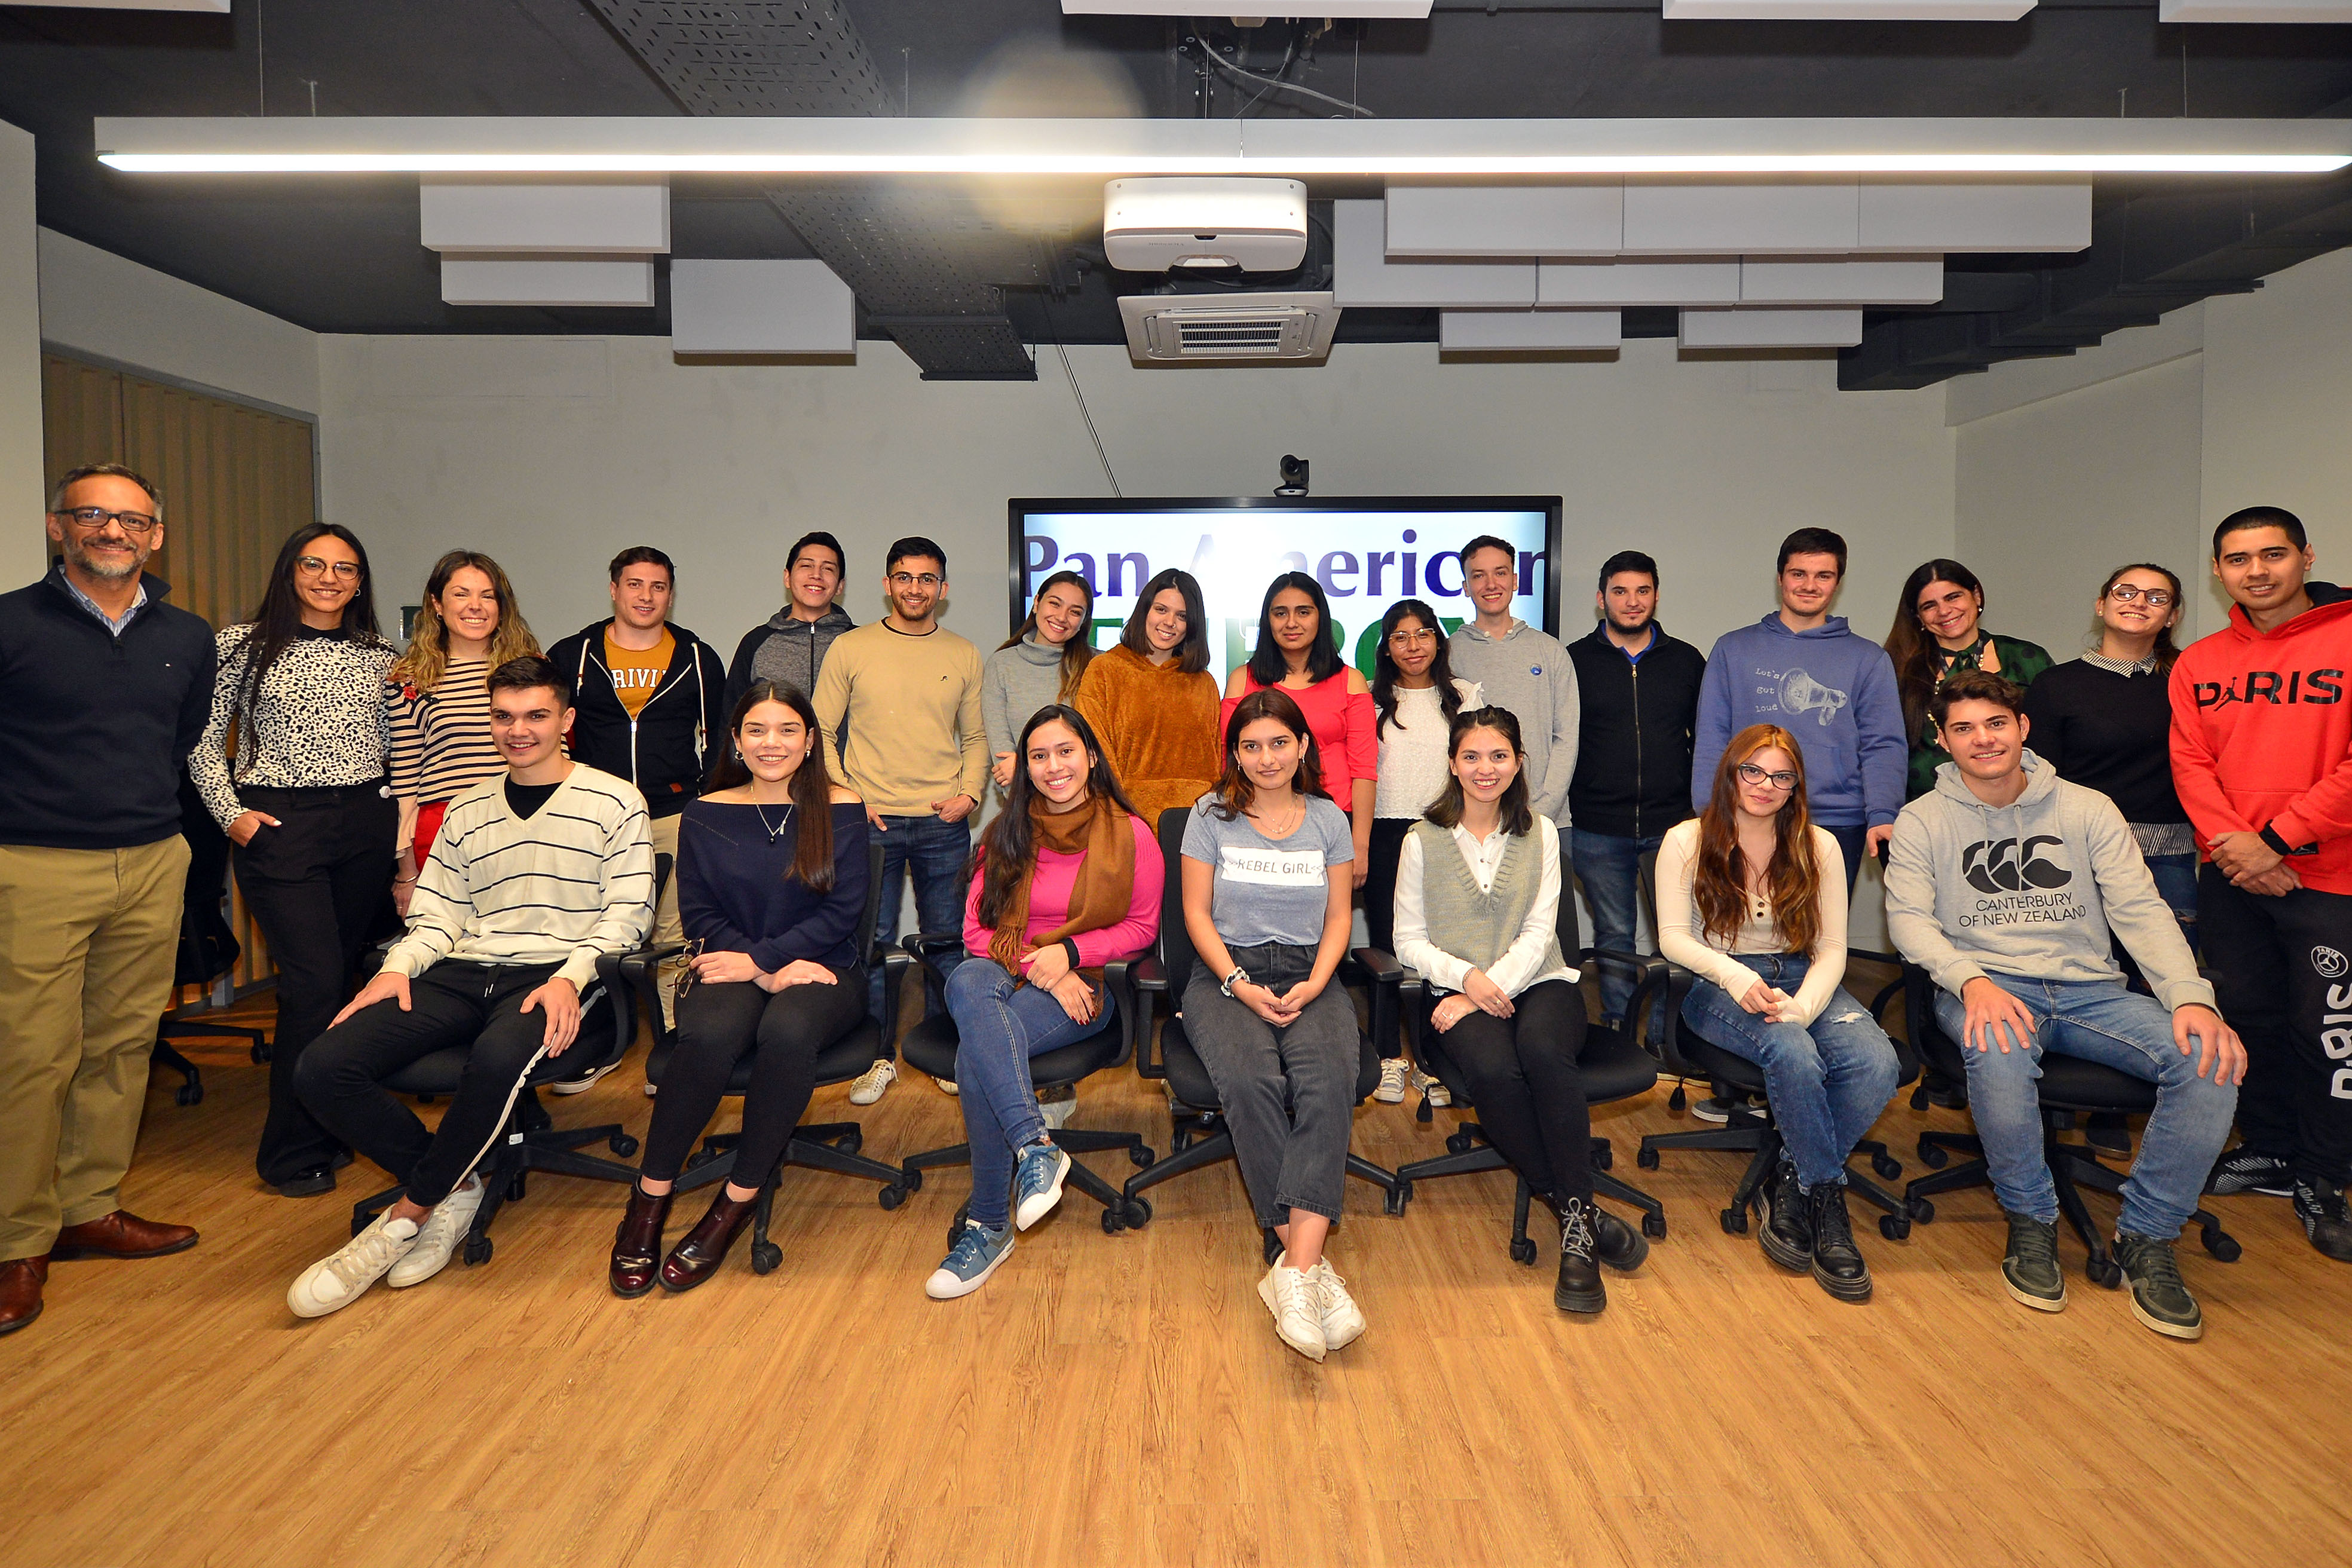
top-left (41, 353), bottom-right (320, 994)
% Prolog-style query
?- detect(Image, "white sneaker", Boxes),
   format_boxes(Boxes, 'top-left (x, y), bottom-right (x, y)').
top-left (1313, 1258), bottom-right (1366, 1351)
top-left (388, 1176), bottom-right (486, 1288)
top-left (1258, 1258), bottom-right (1327, 1361)
top-left (1039, 1088), bottom-right (1077, 1131)
top-left (847, 1059), bottom-right (896, 1105)
top-left (549, 1059), bottom-right (619, 1096)
top-left (935, 1074), bottom-right (959, 1097)
top-left (1374, 1058), bottom-right (1410, 1104)
top-left (1411, 1067), bottom-right (1450, 1108)
top-left (288, 1213), bottom-right (419, 1319)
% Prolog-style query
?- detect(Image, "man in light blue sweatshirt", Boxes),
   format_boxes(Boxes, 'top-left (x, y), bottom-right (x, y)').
top-left (1691, 527), bottom-right (1904, 893)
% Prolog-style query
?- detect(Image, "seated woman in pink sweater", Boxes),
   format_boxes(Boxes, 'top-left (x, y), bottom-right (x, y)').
top-left (925, 705), bottom-right (1163, 1300)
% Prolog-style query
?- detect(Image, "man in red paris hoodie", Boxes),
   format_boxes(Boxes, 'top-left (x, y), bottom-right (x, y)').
top-left (2170, 506), bottom-right (2352, 1262)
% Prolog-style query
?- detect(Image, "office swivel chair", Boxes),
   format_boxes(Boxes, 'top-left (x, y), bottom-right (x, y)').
top-left (1892, 961), bottom-right (2241, 1281)
top-left (894, 936), bottom-right (1156, 1244)
top-left (653, 840), bottom-right (917, 1274)
top-left (152, 774), bottom-right (271, 1105)
top-left (347, 854), bottom-right (673, 1265)
top-left (1123, 810), bottom-right (1405, 1261)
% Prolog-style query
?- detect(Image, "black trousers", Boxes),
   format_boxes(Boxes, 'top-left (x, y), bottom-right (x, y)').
top-left (292, 959), bottom-right (613, 1208)
top-left (640, 965), bottom-right (869, 1186)
top-left (2200, 865), bottom-right (2352, 1186)
top-left (1425, 978), bottom-right (1594, 1203)
top-left (234, 782), bottom-right (397, 1185)
top-left (1364, 816), bottom-right (1413, 960)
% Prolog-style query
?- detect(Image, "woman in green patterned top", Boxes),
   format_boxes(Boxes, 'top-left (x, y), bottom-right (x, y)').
top-left (1885, 559), bottom-right (2053, 801)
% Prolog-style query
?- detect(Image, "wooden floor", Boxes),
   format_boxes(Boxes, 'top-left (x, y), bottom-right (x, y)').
top-left (5, 967), bottom-right (2349, 1568)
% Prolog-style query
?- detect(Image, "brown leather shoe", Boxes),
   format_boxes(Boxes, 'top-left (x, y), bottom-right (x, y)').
top-left (0, 1256), bottom-right (47, 1334)
top-left (50, 1211), bottom-right (199, 1261)
top-left (610, 1186), bottom-right (673, 1299)
top-left (659, 1188), bottom-right (760, 1293)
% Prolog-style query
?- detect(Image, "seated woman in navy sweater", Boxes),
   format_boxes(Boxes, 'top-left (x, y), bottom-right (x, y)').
top-left (608, 681), bottom-right (868, 1296)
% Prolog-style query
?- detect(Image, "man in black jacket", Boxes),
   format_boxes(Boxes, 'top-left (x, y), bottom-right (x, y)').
top-left (1564, 550), bottom-right (1705, 1032)
top-left (547, 547), bottom-right (726, 1046)
top-left (0, 464), bottom-right (216, 1336)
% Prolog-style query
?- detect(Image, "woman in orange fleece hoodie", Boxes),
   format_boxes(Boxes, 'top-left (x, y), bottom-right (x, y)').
top-left (1074, 568), bottom-right (1220, 834)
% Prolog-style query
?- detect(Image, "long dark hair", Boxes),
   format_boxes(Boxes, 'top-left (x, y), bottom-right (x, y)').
top-left (1422, 706), bottom-right (1534, 837)
top-left (1372, 598), bottom-right (1464, 734)
top-left (2097, 562), bottom-right (2186, 671)
top-left (1886, 558), bottom-right (1986, 746)
top-left (1001, 568), bottom-right (1098, 704)
top-left (1208, 687), bottom-right (1325, 822)
top-left (702, 681), bottom-right (840, 891)
top-left (976, 705), bottom-right (1138, 929)
top-left (1694, 724), bottom-right (1821, 957)
top-left (233, 522), bottom-right (388, 727)
top-left (1245, 571), bottom-right (1342, 688)
top-left (1117, 567), bottom-right (1211, 675)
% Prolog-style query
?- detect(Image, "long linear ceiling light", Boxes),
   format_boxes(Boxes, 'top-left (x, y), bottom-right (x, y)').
top-left (93, 117), bottom-right (2352, 177)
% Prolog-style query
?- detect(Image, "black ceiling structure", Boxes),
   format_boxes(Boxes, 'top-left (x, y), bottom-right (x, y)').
top-left (4, 1), bottom-right (2351, 386)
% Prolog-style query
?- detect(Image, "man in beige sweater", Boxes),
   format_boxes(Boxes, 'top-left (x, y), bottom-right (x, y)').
top-left (811, 536), bottom-right (987, 1091)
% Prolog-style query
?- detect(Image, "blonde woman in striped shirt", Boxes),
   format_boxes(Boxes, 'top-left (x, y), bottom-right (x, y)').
top-left (388, 551), bottom-right (539, 915)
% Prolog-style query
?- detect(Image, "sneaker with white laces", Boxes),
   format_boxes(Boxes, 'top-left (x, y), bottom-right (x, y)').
top-left (288, 1213), bottom-right (419, 1319)
top-left (1410, 1067), bottom-right (1450, 1109)
top-left (1312, 1258), bottom-right (1366, 1351)
top-left (1258, 1259), bottom-right (1327, 1361)
top-left (387, 1176), bottom-right (486, 1288)
top-left (1039, 1087), bottom-right (1077, 1131)
top-left (1374, 1058), bottom-right (1410, 1104)
top-left (926, 1219), bottom-right (1014, 1299)
top-left (846, 1058), bottom-right (896, 1105)
top-left (1012, 1141), bottom-right (1071, 1232)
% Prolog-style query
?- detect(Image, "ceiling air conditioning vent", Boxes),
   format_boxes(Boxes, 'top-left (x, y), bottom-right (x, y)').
top-left (1119, 290), bottom-right (1340, 364)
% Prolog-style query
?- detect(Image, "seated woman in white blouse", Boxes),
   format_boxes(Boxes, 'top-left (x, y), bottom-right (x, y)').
top-left (1392, 706), bottom-right (1647, 1315)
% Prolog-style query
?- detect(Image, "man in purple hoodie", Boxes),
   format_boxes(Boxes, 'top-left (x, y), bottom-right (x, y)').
top-left (1691, 528), bottom-right (1906, 895)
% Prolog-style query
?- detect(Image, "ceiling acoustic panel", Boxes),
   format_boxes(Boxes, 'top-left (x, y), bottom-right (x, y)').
top-left (439, 258), bottom-right (656, 308)
top-left (1538, 258), bottom-right (1741, 307)
top-left (2160, 0), bottom-right (2352, 17)
top-left (419, 177), bottom-right (670, 255)
top-left (670, 259), bottom-right (855, 355)
top-left (1680, 307), bottom-right (1864, 348)
top-left (1622, 183), bottom-right (1861, 254)
top-left (1385, 185), bottom-right (1625, 258)
top-left (1440, 310), bottom-right (1622, 351)
top-left (1664, 0), bottom-right (2032, 17)
top-left (1857, 181), bottom-right (2091, 252)
top-left (1333, 199), bottom-right (1537, 308)
top-left (1739, 257), bottom-right (1944, 305)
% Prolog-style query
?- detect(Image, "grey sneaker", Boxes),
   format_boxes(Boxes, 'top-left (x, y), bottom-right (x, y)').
top-left (2000, 1211), bottom-right (2065, 1313)
top-left (925, 1220), bottom-right (1014, 1300)
top-left (2112, 1232), bottom-right (2203, 1340)
top-left (2207, 1147), bottom-right (2293, 1198)
top-left (1012, 1140), bottom-right (1070, 1232)
top-left (2292, 1178), bottom-right (2352, 1262)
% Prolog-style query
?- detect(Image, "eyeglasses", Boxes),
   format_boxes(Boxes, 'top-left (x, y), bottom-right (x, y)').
top-left (1737, 762), bottom-right (1799, 792)
top-left (889, 572), bottom-right (943, 590)
top-left (55, 506), bottom-right (160, 537)
top-left (296, 555), bottom-right (362, 582)
top-left (2106, 584), bottom-right (2176, 608)
top-left (670, 938), bottom-right (707, 1005)
top-left (1387, 628), bottom-right (1438, 647)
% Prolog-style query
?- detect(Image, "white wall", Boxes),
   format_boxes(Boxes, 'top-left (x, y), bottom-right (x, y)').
top-left (37, 226), bottom-right (320, 415)
top-left (2201, 246), bottom-right (2352, 581)
top-left (0, 122), bottom-right (41, 585)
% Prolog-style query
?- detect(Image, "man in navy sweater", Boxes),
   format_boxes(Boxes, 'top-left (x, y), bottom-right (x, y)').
top-left (0, 464), bottom-right (217, 1336)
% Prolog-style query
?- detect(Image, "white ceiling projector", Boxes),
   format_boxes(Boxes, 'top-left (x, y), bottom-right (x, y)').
top-left (1103, 177), bottom-right (1309, 273)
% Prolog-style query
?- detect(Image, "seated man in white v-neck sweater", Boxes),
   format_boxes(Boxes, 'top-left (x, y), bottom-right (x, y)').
top-left (286, 656), bottom-right (654, 1319)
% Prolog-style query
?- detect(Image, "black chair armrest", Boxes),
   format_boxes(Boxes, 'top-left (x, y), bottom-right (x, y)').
top-left (1349, 945), bottom-right (1403, 984)
top-left (1129, 954), bottom-right (1165, 993)
top-left (900, 932), bottom-right (965, 991)
top-left (1101, 958), bottom-right (1149, 1069)
top-left (1634, 962), bottom-right (1704, 1079)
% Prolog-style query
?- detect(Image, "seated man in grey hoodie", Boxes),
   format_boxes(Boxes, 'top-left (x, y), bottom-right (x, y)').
top-left (1885, 669), bottom-right (2244, 1341)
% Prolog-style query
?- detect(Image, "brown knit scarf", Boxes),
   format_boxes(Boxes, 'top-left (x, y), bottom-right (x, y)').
top-left (987, 793), bottom-right (1136, 982)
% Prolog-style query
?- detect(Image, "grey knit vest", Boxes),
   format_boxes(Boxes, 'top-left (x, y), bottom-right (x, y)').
top-left (1408, 819), bottom-right (1565, 979)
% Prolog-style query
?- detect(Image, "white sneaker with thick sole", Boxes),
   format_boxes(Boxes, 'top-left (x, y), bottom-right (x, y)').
top-left (1313, 1258), bottom-right (1366, 1352)
top-left (846, 1059), bottom-right (896, 1105)
top-left (549, 1059), bottom-right (620, 1096)
top-left (1258, 1260), bottom-right (1327, 1361)
top-left (288, 1213), bottom-right (419, 1319)
top-left (388, 1176), bottom-right (486, 1288)
top-left (1411, 1067), bottom-right (1450, 1109)
top-left (1374, 1058), bottom-right (1410, 1104)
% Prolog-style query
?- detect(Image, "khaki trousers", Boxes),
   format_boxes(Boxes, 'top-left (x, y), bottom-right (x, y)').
top-left (648, 811), bottom-right (685, 1027)
top-left (0, 837), bottom-right (189, 1261)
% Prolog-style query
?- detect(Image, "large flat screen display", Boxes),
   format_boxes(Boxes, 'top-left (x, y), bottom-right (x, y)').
top-left (1008, 496), bottom-right (1561, 683)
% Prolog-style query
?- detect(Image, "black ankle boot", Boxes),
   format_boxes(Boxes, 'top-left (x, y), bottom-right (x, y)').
top-left (1758, 1158), bottom-right (1812, 1272)
top-left (1554, 1196), bottom-right (1605, 1313)
top-left (1593, 1203), bottom-right (1649, 1275)
top-left (610, 1184), bottom-right (672, 1299)
top-left (1806, 1182), bottom-right (1872, 1302)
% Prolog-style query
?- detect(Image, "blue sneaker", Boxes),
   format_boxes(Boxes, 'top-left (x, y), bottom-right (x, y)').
top-left (1013, 1140), bottom-right (1071, 1232)
top-left (925, 1220), bottom-right (1014, 1300)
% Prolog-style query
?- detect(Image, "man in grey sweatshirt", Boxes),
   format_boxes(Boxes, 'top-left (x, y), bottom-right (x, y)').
top-left (1446, 534), bottom-right (1580, 826)
top-left (1885, 670), bottom-right (2244, 1340)
top-left (725, 530), bottom-right (855, 715)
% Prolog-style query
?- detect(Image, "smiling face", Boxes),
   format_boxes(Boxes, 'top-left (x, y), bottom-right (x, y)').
top-left (491, 684), bottom-right (571, 773)
top-left (1734, 744), bottom-right (1800, 822)
top-left (1234, 715), bottom-right (1303, 797)
top-left (1143, 587), bottom-right (1189, 654)
top-left (1033, 581), bottom-right (1090, 650)
top-left (789, 542), bottom-right (843, 615)
top-left (1267, 586), bottom-right (1320, 659)
top-left (1025, 717), bottom-right (1094, 810)
top-left (2215, 525), bottom-right (2313, 618)
top-left (610, 563), bottom-right (673, 633)
top-left (885, 554), bottom-right (945, 624)
top-left (1940, 697), bottom-right (2026, 786)
top-left (293, 534), bottom-right (361, 624)
top-left (1778, 552), bottom-right (1841, 621)
top-left (1448, 725), bottom-right (1520, 807)
top-left (1464, 545), bottom-right (1517, 620)
top-left (1915, 578), bottom-right (1983, 651)
top-left (1597, 570), bottom-right (1656, 635)
top-left (734, 699), bottom-right (811, 786)
top-left (47, 473), bottom-right (163, 584)
top-left (437, 566), bottom-right (503, 648)
top-left (1386, 612), bottom-right (1438, 680)
top-left (2097, 568), bottom-right (2180, 643)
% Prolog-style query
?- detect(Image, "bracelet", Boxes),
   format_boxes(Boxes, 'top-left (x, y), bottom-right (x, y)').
top-left (1221, 964), bottom-right (1250, 997)
top-left (393, 874), bottom-right (418, 886)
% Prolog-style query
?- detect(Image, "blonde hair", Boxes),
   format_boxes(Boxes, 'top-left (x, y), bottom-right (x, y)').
top-left (390, 550), bottom-right (540, 691)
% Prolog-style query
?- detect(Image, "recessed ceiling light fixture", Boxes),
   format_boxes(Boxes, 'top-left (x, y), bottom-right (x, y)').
top-left (92, 117), bottom-right (2352, 177)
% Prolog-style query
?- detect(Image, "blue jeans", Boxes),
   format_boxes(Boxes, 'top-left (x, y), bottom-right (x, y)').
top-left (1680, 953), bottom-right (1899, 1192)
top-left (944, 959), bottom-right (1116, 1229)
top-left (870, 812), bottom-right (974, 1025)
top-left (2143, 852), bottom-right (2198, 945)
top-left (1934, 973), bottom-right (2238, 1239)
top-left (1569, 827), bottom-right (1665, 1030)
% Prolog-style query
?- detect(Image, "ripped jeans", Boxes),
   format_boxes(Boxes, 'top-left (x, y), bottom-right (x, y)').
top-left (1680, 953), bottom-right (1900, 1193)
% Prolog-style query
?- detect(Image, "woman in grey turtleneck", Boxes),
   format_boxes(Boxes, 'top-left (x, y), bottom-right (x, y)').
top-left (982, 570), bottom-right (1097, 796)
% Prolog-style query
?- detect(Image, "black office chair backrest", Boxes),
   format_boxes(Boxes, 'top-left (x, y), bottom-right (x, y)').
top-left (856, 835), bottom-right (888, 969)
top-left (1155, 806), bottom-right (1199, 999)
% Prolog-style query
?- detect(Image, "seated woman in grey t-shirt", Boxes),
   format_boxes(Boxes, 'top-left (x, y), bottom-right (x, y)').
top-left (1180, 687), bottom-right (1364, 1364)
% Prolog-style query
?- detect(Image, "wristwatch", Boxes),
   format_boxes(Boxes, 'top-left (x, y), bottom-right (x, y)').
top-left (1221, 964), bottom-right (1250, 997)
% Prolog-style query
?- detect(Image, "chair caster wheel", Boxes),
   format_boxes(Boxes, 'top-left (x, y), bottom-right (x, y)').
top-left (1261, 1229), bottom-right (1282, 1265)
top-left (877, 1185), bottom-right (906, 1211)
top-left (838, 1130), bottom-right (863, 1156)
top-left (1668, 1085), bottom-right (1686, 1113)
top-left (1385, 1186), bottom-right (1408, 1217)
top-left (1122, 1198), bottom-right (1152, 1230)
top-left (1101, 1205), bottom-right (1123, 1235)
top-left (176, 1083), bottom-right (202, 1107)
top-left (1509, 1237), bottom-right (1538, 1266)
top-left (1916, 1140), bottom-right (1947, 1169)
top-left (2087, 1257), bottom-right (2124, 1288)
top-left (2202, 1229), bottom-right (2242, 1263)
top-left (1720, 1208), bottom-right (1747, 1235)
top-left (1446, 1131), bottom-right (1474, 1156)
top-left (1908, 1198), bottom-right (1935, 1224)
top-left (1128, 1145), bottom-right (1154, 1168)
top-left (1642, 1212), bottom-right (1667, 1239)
top-left (1592, 1144), bottom-right (1613, 1172)
top-left (462, 1235), bottom-right (492, 1267)
top-left (1872, 1153), bottom-right (1903, 1181)
top-left (1414, 1100), bottom-right (1434, 1124)
top-left (751, 1241), bottom-right (782, 1275)
top-left (508, 1174), bottom-right (528, 1201)
top-left (251, 1043), bottom-right (270, 1065)
top-left (1637, 1147), bottom-right (1661, 1171)
top-left (1879, 1215), bottom-right (1911, 1241)
top-left (609, 1133), bottom-right (638, 1157)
